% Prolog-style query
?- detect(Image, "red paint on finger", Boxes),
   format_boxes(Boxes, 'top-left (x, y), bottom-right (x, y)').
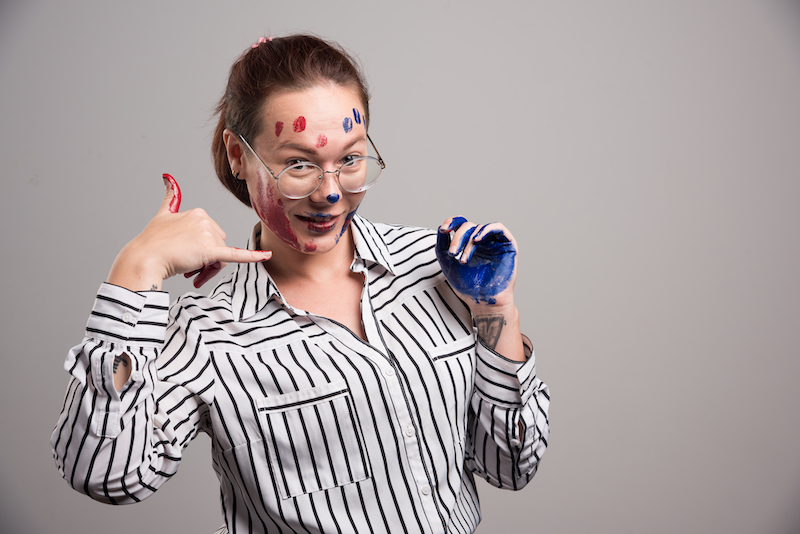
top-left (316, 134), bottom-right (327, 148)
top-left (293, 116), bottom-right (306, 132)
top-left (163, 173), bottom-right (181, 213)
top-left (275, 121), bottom-right (284, 137)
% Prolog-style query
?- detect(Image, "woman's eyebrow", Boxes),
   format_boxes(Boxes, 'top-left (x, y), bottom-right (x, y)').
top-left (274, 137), bottom-right (364, 156)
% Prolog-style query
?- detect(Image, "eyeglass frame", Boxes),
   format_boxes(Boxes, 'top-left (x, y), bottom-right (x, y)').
top-left (237, 133), bottom-right (386, 200)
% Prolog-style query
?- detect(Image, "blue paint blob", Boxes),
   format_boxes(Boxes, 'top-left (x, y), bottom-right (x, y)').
top-left (353, 108), bottom-right (362, 124)
top-left (327, 193), bottom-right (340, 204)
top-left (343, 117), bottom-right (353, 133)
top-left (436, 219), bottom-right (516, 305)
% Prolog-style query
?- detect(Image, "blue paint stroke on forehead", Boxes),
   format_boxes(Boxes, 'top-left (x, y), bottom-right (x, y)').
top-left (343, 117), bottom-right (353, 133)
top-left (353, 108), bottom-right (362, 124)
top-left (435, 218), bottom-right (516, 305)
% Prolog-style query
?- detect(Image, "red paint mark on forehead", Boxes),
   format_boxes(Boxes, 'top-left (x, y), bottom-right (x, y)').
top-left (275, 121), bottom-right (284, 137)
top-left (293, 116), bottom-right (306, 132)
top-left (316, 134), bottom-right (328, 148)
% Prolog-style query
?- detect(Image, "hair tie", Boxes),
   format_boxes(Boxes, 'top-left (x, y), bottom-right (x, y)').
top-left (252, 36), bottom-right (272, 49)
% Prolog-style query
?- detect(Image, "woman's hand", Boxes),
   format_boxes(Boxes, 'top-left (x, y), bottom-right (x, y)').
top-left (436, 217), bottom-right (525, 360)
top-left (107, 174), bottom-right (271, 291)
top-left (436, 216), bottom-right (518, 310)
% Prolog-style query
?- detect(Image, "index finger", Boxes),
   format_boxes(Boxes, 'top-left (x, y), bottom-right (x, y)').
top-left (215, 247), bottom-right (273, 265)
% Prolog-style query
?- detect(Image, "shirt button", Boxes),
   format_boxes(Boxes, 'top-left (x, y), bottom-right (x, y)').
top-left (121, 312), bottom-right (134, 323)
top-left (382, 367), bottom-right (395, 378)
top-left (130, 371), bottom-right (143, 382)
top-left (405, 425), bottom-right (415, 437)
top-left (420, 484), bottom-right (431, 496)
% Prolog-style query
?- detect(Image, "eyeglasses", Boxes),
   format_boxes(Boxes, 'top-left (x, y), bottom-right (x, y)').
top-left (238, 134), bottom-right (386, 200)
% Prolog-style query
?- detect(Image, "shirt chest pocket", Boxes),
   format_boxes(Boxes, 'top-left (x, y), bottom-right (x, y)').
top-left (257, 380), bottom-right (371, 499)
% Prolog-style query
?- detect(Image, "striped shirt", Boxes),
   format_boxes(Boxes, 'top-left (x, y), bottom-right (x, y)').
top-left (51, 215), bottom-right (550, 534)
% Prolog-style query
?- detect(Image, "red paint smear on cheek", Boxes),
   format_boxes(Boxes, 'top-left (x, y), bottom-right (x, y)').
top-left (275, 121), bottom-right (284, 137)
top-left (316, 134), bottom-right (327, 148)
top-left (293, 116), bottom-right (306, 132)
top-left (253, 171), bottom-right (299, 248)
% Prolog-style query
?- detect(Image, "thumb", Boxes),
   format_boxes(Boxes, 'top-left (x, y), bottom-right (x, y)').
top-left (159, 173), bottom-right (182, 214)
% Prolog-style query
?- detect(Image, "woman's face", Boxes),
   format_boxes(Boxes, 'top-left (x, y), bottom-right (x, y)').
top-left (242, 84), bottom-right (368, 255)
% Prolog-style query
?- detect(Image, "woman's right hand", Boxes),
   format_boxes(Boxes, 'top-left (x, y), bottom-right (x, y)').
top-left (107, 174), bottom-right (271, 291)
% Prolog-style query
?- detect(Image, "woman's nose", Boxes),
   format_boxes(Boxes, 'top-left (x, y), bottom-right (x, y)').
top-left (312, 170), bottom-right (342, 204)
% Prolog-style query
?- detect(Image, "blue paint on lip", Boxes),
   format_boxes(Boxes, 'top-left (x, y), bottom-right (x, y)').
top-left (343, 117), bottom-right (353, 133)
top-left (436, 218), bottom-right (516, 305)
top-left (327, 193), bottom-right (340, 204)
top-left (353, 108), bottom-right (362, 124)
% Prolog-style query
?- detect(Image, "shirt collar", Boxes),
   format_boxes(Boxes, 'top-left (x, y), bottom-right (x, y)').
top-left (230, 215), bottom-right (395, 322)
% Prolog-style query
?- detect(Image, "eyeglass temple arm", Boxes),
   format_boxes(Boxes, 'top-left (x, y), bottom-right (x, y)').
top-left (367, 134), bottom-right (386, 168)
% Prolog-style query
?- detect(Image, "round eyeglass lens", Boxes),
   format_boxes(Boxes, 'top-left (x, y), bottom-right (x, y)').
top-left (276, 156), bottom-right (383, 198)
top-left (338, 156), bottom-right (383, 193)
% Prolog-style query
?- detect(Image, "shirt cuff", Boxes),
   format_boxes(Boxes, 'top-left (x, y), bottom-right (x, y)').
top-left (84, 283), bottom-right (170, 347)
top-left (474, 338), bottom-right (537, 407)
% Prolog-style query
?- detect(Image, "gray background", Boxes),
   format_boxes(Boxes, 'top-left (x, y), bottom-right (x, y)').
top-left (1, 0), bottom-right (799, 532)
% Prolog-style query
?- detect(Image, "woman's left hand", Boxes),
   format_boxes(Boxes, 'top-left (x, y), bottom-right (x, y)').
top-left (435, 216), bottom-right (518, 311)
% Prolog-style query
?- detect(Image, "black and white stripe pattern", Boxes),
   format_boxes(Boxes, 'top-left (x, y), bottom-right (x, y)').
top-left (51, 215), bottom-right (550, 533)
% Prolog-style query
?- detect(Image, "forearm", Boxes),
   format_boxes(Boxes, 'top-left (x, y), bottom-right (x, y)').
top-left (107, 241), bottom-right (165, 292)
top-left (107, 244), bottom-right (165, 389)
top-left (471, 302), bottom-right (525, 362)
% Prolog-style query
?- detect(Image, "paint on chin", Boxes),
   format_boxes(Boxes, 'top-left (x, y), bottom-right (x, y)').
top-left (335, 207), bottom-right (359, 244)
top-left (253, 170), bottom-right (299, 249)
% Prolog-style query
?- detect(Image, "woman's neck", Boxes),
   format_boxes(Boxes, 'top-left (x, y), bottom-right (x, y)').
top-left (258, 223), bottom-right (356, 283)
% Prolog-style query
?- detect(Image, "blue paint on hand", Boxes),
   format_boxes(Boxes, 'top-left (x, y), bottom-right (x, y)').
top-left (436, 218), bottom-right (516, 305)
top-left (343, 117), bottom-right (353, 133)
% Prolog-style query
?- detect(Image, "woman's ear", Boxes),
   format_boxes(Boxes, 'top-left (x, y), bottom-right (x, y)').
top-left (222, 129), bottom-right (245, 178)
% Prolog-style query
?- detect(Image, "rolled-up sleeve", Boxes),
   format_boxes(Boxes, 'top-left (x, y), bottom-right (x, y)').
top-left (51, 283), bottom-right (200, 504)
top-left (467, 338), bottom-right (550, 490)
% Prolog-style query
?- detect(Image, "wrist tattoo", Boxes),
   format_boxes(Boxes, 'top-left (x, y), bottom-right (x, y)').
top-left (113, 354), bottom-right (129, 374)
top-left (474, 314), bottom-right (505, 350)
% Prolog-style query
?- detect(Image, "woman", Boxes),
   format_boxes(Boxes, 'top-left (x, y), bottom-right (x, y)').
top-left (51, 34), bottom-right (550, 533)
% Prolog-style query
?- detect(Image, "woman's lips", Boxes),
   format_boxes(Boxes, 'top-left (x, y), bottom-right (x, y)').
top-left (297, 213), bottom-right (339, 233)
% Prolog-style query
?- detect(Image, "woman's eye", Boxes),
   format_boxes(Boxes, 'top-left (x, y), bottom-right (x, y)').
top-left (287, 159), bottom-right (313, 169)
top-left (341, 155), bottom-right (361, 166)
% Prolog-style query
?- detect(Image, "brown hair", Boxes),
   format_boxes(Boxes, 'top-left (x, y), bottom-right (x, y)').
top-left (212, 34), bottom-right (370, 207)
